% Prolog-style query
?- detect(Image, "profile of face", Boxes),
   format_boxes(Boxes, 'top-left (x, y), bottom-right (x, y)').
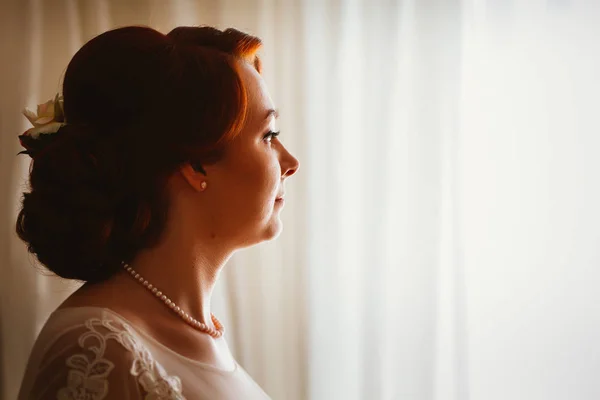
top-left (177, 60), bottom-right (299, 249)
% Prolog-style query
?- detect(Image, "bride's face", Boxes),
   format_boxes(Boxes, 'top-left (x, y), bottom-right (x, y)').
top-left (190, 60), bottom-right (299, 247)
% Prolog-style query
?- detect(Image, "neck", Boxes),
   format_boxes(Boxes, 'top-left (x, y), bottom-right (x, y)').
top-left (124, 227), bottom-right (235, 327)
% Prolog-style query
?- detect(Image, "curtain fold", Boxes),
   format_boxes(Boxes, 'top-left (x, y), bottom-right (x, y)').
top-left (303, 1), bottom-right (466, 398)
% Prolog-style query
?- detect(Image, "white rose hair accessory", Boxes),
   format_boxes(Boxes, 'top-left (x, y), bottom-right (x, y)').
top-left (18, 93), bottom-right (66, 157)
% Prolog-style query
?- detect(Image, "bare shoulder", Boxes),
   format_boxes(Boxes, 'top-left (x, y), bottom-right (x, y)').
top-left (57, 274), bottom-right (132, 311)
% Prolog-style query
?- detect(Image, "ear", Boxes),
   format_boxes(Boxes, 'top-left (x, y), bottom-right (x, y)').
top-left (180, 162), bottom-right (207, 192)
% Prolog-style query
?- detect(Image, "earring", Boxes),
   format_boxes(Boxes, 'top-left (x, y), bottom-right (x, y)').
top-left (200, 181), bottom-right (207, 191)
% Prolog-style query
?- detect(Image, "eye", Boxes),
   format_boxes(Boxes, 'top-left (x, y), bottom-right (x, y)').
top-left (263, 130), bottom-right (280, 143)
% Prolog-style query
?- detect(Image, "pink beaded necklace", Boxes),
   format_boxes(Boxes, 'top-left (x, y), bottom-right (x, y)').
top-left (121, 262), bottom-right (224, 338)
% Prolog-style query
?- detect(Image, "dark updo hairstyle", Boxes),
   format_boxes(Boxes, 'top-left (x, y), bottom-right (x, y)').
top-left (15, 25), bottom-right (263, 283)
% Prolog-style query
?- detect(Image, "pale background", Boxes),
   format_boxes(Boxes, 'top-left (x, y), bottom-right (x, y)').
top-left (1, 0), bottom-right (599, 399)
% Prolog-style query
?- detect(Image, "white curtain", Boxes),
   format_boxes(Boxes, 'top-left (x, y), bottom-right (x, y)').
top-left (2, 1), bottom-right (599, 400)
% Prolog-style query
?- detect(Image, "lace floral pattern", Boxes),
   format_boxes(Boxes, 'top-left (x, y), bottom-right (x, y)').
top-left (56, 317), bottom-right (185, 400)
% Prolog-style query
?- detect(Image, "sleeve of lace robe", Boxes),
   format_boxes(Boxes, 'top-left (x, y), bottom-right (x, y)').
top-left (20, 318), bottom-right (151, 400)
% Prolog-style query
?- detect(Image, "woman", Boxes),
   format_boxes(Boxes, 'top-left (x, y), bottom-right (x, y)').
top-left (16, 25), bottom-right (299, 399)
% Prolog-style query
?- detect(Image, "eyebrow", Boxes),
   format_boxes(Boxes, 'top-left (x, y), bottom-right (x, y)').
top-left (264, 109), bottom-right (279, 120)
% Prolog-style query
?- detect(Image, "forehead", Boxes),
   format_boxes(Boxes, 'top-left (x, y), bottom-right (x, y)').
top-left (237, 60), bottom-right (275, 126)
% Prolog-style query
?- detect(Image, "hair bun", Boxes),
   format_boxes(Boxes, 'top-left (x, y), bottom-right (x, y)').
top-left (16, 122), bottom-right (128, 282)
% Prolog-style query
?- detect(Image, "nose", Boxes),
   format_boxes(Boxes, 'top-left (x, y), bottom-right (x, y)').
top-left (281, 148), bottom-right (299, 178)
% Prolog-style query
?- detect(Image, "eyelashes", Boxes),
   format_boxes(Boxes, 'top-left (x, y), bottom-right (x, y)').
top-left (263, 130), bottom-right (280, 142)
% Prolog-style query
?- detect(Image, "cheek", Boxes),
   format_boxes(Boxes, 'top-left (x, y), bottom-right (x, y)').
top-left (213, 145), bottom-right (281, 215)
top-left (218, 163), bottom-right (278, 228)
top-left (234, 154), bottom-right (280, 196)
top-left (261, 157), bottom-right (281, 193)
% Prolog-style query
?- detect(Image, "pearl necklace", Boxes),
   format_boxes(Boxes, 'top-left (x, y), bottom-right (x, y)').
top-left (121, 262), bottom-right (224, 338)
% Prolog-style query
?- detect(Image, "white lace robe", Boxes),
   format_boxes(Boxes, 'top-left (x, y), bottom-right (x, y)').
top-left (17, 307), bottom-right (272, 400)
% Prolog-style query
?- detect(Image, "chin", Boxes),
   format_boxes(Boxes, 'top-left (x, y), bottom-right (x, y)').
top-left (238, 218), bottom-right (283, 249)
top-left (261, 218), bottom-right (284, 242)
